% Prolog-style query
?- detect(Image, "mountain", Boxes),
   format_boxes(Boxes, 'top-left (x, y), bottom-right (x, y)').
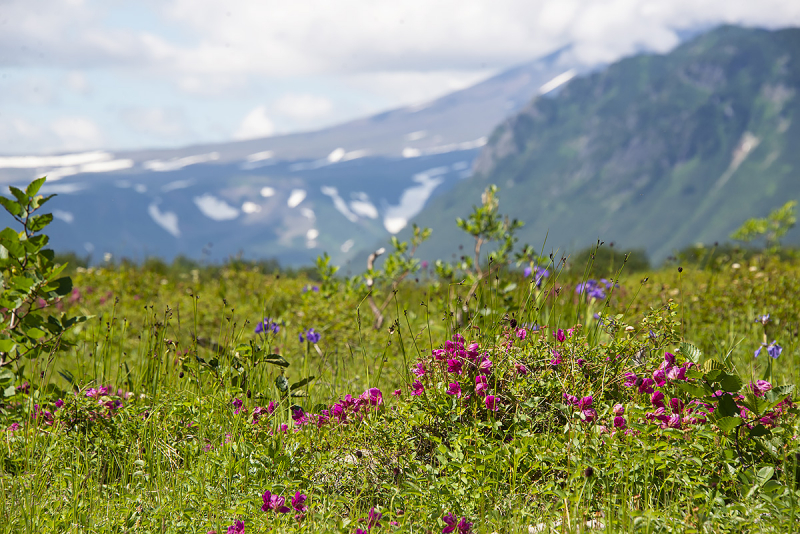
top-left (0, 48), bottom-right (586, 266)
top-left (412, 26), bottom-right (800, 264)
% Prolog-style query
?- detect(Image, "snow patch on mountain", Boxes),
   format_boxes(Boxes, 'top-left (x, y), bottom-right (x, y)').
top-left (383, 167), bottom-right (448, 234)
top-left (148, 202), bottom-right (181, 237)
top-left (287, 189), bottom-right (307, 208)
top-left (162, 179), bottom-right (194, 192)
top-left (144, 152), bottom-right (219, 172)
top-left (194, 194), bottom-right (240, 221)
top-left (321, 186), bottom-right (358, 223)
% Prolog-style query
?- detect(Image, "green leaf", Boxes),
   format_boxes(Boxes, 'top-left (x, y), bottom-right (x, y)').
top-left (0, 337), bottom-right (16, 353)
top-left (679, 342), bottom-right (702, 364)
top-left (9, 186), bottom-right (28, 206)
top-left (717, 372), bottom-right (743, 393)
top-left (25, 177), bottom-right (46, 197)
top-left (674, 381), bottom-right (709, 398)
top-left (290, 376), bottom-right (316, 391)
top-left (0, 367), bottom-right (15, 387)
top-left (28, 213), bottom-right (53, 233)
top-left (0, 196), bottom-right (21, 217)
top-left (275, 374), bottom-right (289, 392)
top-left (263, 353), bottom-right (289, 368)
top-left (715, 416), bottom-right (741, 433)
top-left (502, 283), bottom-right (517, 293)
top-left (717, 393), bottom-right (739, 418)
top-left (748, 424), bottom-right (771, 437)
top-left (755, 466), bottom-right (774, 487)
top-left (703, 359), bottom-right (725, 373)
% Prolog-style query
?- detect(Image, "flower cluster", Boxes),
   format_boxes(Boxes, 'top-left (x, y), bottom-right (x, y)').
top-left (254, 318), bottom-right (280, 335)
top-left (523, 265), bottom-right (549, 287)
top-left (299, 328), bottom-right (321, 343)
top-left (261, 489), bottom-right (308, 521)
top-left (755, 340), bottom-right (782, 359)
top-left (442, 512), bottom-right (473, 534)
top-left (575, 278), bottom-right (615, 300)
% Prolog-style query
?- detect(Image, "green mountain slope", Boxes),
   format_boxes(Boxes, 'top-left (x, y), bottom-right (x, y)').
top-left (412, 26), bottom-right (800, 263)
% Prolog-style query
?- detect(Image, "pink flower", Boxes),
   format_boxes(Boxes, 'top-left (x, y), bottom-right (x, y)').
top-left (669, 398), bottom-right (683, 414)
top-left (554, 329), bottom-right (566, 342)
top-left (578, 396), bottom-right (593, 410)
top-left (447, 359), bottom-right (463, 375)
top-left (446, 382), bottom-right (462, 398)
top-left (576, 358), bottom-right (586, 367)
top-left (411, 380), bottom-right (425, 396)
top-left (638, 378), bottom-right (655, 394)
top-left (613, 403), bottom-right (625, 415)
top-left (432, 349), bottom-right (446, 360)
top-left (652, 369), bottom-right (666, 387)
top-left (623, 373), bottom-right (638, 387)
top-left (393, 389), bottom-right (402, 396)
top-left (361, 387), bottom-right (383, 406)
top-left (478, 357), bottom-right (492, 372)
top-left (515, 363), bottom-right (528, 375)
top-left (261, 491), bottom-right (290, 513)
top-left (550, 350), bottom-right (562, 366)
top-left (581, 408), bottom-right (597, 423)
top-left (563, 393), bottom-right (579, 406)
top-left (412, 362), bottom-right (426, 377)
top-left (666, 414), bottom-right (681, 429)
top-left (515, 328), bottom-right (527, 340)
top-left (475, 375), bottom-right (488, 396)
top-left (484, 395), bottom-right (499, 412)
top-left (613, 416), bottom-right (627, 429)
top-left (664, 352), bottom-right (675, 366)
top-left (651, 391), bottom-right (665, 408)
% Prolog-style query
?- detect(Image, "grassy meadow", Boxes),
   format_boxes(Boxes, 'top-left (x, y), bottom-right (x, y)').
top-left (1, 180), bottom-right (799, 533)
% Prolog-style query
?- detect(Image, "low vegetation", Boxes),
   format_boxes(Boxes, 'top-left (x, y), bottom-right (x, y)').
top-left (1, 179), bottom-right (799, 533)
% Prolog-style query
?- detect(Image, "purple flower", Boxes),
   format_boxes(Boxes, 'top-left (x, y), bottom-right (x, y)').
top-left (550, 350), bottom-right (562, 366)
top-left (554, 329), bottom-right (566, 343)
top-left (485, 395), bottom-right (499, 412)
top-left (447, 359), bottom-right (463, 375)
top-left (7, 422), bottom-right (21, 433)
top-left (581, 408), bottom-right (597, 423)
top-left (623, 373), bottom-right (638, 387)
top-left (255, 318), bottom-right (280, 335)
top-left (563, 393), bottom-right (579, 406)
top-left (442, 513), bottom-right (458, 534)
top-left (475, 375), bottom-right (488, 396)
top-left (361, 388), bottom-right (383, 406)
top-left (756, 314), bottom-right (770, 325)
top-left (368, 507), bottom-right (382, 529)
top-left (651, 391), bottom-right (665, 408)
top-left (393, 389), bottom-right (402, 396)
top-left (613, 403), bottom-right (625, 416)
top-left (666, 414), bottom-right (682, 429)
top-left (578, 396), bottom-right (593, 410)
top-left (411, 380), bottom-right (425, 396)
top-left (478, 356), bottom-right (492, 372)
top-left (300, 328), bottom-right (321, 344)
top-left (755, 340), bottom-right (782, 359)
top-left (262, 491), bottom-right (290, 513)
top-left (516, 328), bottom-right (527, 340)
top-left (753, 380), bottom-right (773, 394)
top-left (523, 266), bottom-right (532, 278)
top-left (613, 416), bottom-right (627, 429)
top-left (446, 382), bottom-right (462, 398)
top-left (412, 362), bottom-right (426, 377)
top-left (666, 365), bottom-right (686, 381)
top-left (669, 398), bottom-right (683, 414)
top-left (457, 517), bottom-right (474, 534)
top-left (516, 363), bottom-right (528, 375)
top-left (291, 491), bottom-right (308, 513)
top-left (232, 398), bottom-right (244, 415)
top-left (54, 399), bottom-right (64, 410)
top-left (652, 369), bottom-right (666, 387)
top-left (267, 401), bottom-right (276, 414)
top-left (576, 358), bottom-right (586, 367)
top-left (226, 520), bottom-right (245, 534)
top-left (638, 378), bottom-right (655, 395)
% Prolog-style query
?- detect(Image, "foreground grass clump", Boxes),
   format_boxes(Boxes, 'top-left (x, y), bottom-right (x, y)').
top-left (1, 182), bottom-right (800, 532)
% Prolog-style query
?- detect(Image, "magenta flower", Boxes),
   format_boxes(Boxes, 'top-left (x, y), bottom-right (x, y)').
top-left (516, 328), bottom-right (527, 340)
top-left (652, 369), bottom-right (666, 387)
top-left (669, 397), bottom-right (683, 414)
top-left (550, 350), bottom-right (562, 366)
top-left (447, 359), bottom-right (463, 375)
top-left (554, 329), bottom-right (566, 342)
top-left (261, 491), bottom-right (290, 513)
top-left (367, 507), bottom-right (382, 529)
top-left (485, 395), bottom-right (499, 412)
top-left (411, 380), bottom-right (425, 396)
top-left (475, 375), bottom-right (488, 396)
top-left (576, 358), bottom-right (586, 367)
top-left (623, 373), bottom-right (638, 387)
top-left (412, 362), bottom-right (426, 377)
top-left (666, 414), bottom-right (682, 429)
top-left (664, 352), bottom-right (676, 366)
top-left (393, 389), bottom-right (402, 396)
top-left (226, 520), bottom-right (245, 534)
top-left (478, 356), bottom-right (492, 372)
top-left (563, 393), bottom-right (579, 406)
top-left (577, 396), bottom-right (593, 410)
top-left (651, 391), bottom-right (665, 408)
top-left (361, 388), bottom-right (383, 406)
top-left (466, 343), bottom-right (480, 360)
top-left (613, 403), bottom-right (625, 416)
top-left (432, 348), bottom-right (446, 360)
top-left (232, 398), bottom-right (244, 414)
top-left (613, 416), bottom-right (627, 429)
top-left (457, 517), bottom-right (474, 534)
top-left (516, 363), bottom-right (528, 375)
top-left (446, 382), bottom-right (462, 398)
top-left (442, 512), bottom-right (458, 534)
top-left (291, 491), bottom-right (308, 513)
top-left (638, 378), bottom-right (655, 394)
top-left (581, 408), bottom-right (597, 423)
top-left (54, 399), bottom-right (64, 409)
top-left (666, 365), bottom-right (686, 381)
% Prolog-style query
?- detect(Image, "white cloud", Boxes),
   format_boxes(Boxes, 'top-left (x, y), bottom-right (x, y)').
top-left (121, 107), bottom-right (187, 137)
top-left (234, 105), bottom-right (275, 140)
top-left (65, 71), bottom-right (90, 94)
top-left (274, 94), bottom-right (333, 121)
top-left (49, 116), bottom-right (103, 151)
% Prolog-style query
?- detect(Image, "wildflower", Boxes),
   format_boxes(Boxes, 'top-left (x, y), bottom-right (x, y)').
top-left (299, 328), bottom-right (321, 343)
top-left (446, 382), bottom-right (462, 398)
top-left (752, 380), bottom-right (773, 395)
top-left (554, 329), bottom-right (566, 342)
top-left (669, 398), bottom-right (683, 414)
top-left (226, 520), bottom-right (245, 534)
top-left (576, 358), bottom-right (586, 367)
top-left (756, 314), bottom-right (770, 325)
top-left (516, 327), bottom-right (527, 340)
top-left (666, 365), bottom-right (686, 381)
top-left (255, 318), bottom-right (280, 335)
top-left (54, 399), bottom-right (64, 410)
top-left (261, 490), bottom-right (290, 513)
top-left (613, 416), bottom-right (627, 429)
top-left (666, 414), bottom-right (682, 429)
top-left (393, 389), bottom-right (402, 396)
top-left (485, 395), bottom-right (499, 412)
top-left (613, 403), bottom-right (625, 416)
top-left (267, 401), bottom-right (276, 414)
top-left (412, 362), bottom-right (426, 377)
top-left (563, 393), bottom-right (579, 406)
top-left (516, 363), bottom-right (528, 375)
top-left (232, 398), bottom-right (244, 415)
top-left (457, 517), bottom-right (474, 534)
top-left (7, 422), bottom-right (21, 433)
top-left (638, 378), bottom-right (655, 395)
top-left (442, 513), bottom-right (458, 534)
top-left (447, 359), bottom-right (463, 375)
top-left (478, 356), bottom-right (492, 372)
top-left (361, 387), bottom-right (383, 406)
top-left (652, 369), bottom-right (666, 387)
top-left (411, 380), bottom-right (425, 396)
top-left (367, 507), bottom-right (382, 529)
top-left (432, 348), bottom-right (446, 360)
top-left (475, 375), bottom-right (488, 396)
top-left (524, 266), bottom-right (532, 278)
top-left (664, 352), bottom-right (676, 366)
top-left (651, 391), bottom-right (665, 408)
top-left (291, 492), bottom-right (308, 513)
top-left (581, 408), bottom-right (597, 422)
top-left (578, 396), bottom-right (593, 410)
top-left (755, 340), bottom-right (782, 359)
top-left (623, 373), bottom-right (638, 387)
top-left (550, 350), bottom-right (562, 366)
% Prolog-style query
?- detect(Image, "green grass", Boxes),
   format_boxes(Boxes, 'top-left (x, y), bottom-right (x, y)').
top-left (2, 252), bottom-right (800, 533)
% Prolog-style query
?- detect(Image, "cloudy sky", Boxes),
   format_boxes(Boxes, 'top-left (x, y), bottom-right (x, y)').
top-left (1, 0), bottom-right (799, 155)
